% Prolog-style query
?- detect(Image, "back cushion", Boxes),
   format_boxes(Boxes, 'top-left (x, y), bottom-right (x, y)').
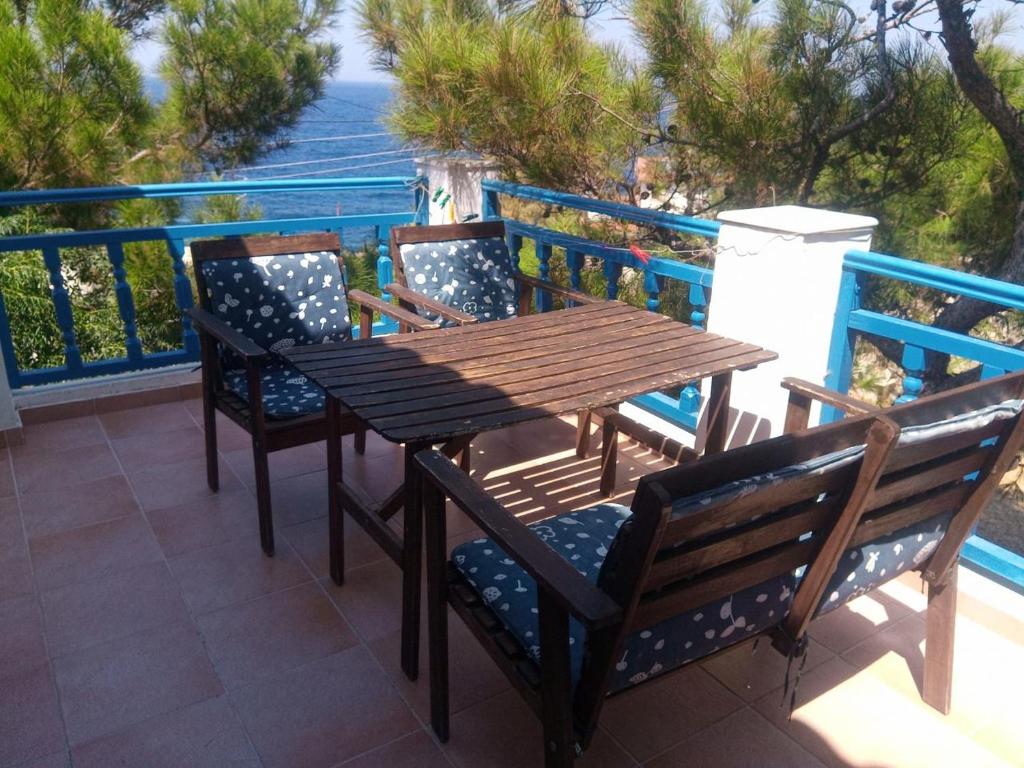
top-left (200, 251), bottom-right (352, 353)
top-left (398, 236), bottom-right (518, 323)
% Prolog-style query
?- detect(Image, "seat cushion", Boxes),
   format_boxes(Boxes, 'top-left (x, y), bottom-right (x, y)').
top-left (199, 251), bottom-right (352, 352)
top-left (223, 361), bottom-right (325, 418)
top-left (398, 237), bottom-right (518, 324)
top-left (451, 504), bottom-right (794, 693)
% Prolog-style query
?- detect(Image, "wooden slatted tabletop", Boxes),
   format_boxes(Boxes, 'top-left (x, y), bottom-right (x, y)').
top-left (284, 301), bottom-right (777, 444)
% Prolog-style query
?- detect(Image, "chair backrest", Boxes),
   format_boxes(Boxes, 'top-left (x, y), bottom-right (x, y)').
top-left (572, 371), bottom-right (1024, 733)
top-left (191, 233), bottom-right (352, 353)
top-left (390, 221), bottom-right (518, 323)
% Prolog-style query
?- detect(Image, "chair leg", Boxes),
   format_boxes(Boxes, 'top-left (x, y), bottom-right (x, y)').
top-left (599, 417), bottom-right (617, 497)
top-left (354, 426), bottom-right (366, 455)
top-left (401, 442), bottom-right (427, 681)
top-left (327, 399), bottom-right (345, 584)
top-left (424, 477), bottom-right (450, 742)
top-left (575, 410), bottom-right (591, 459)
top-left (252, 436), bottom-right (275, 556)
top-left (203, 396), bottom-right (219, 492)
top-left (923, 567), bottom-right (957, 714)
top-left (538, 591), bottom-right (575, 768)
top-left (458, 444), bottom-right (471, 473)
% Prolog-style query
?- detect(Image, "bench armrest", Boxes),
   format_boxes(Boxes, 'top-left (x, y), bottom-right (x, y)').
top-left (782, 377), bottom-right (880, 433)
top-left (348, 289), bottom-right (439, 333)
top-left (594, 406), bottom-right (698, 464)
top-left (516, 272), bottom-right (602, 306)
top-left (384, 283), bottom-right (479, 326)
top-left (186, 307), bottom-right (268, 360)
top-left (416, 449), bottom-right (623, 629)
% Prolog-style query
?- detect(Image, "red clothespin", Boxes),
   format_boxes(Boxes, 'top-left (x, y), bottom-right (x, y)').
top-left (629, 243), bottom-right (652, 265)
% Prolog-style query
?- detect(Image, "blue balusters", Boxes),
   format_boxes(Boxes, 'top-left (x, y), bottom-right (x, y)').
top-left (167, 238), bottom-right (200, 356)
top-left (822, 268), bottom-right (861, 422)
top-left (509, 233), bottom-right (523, 272)
top-left (42, 245), bottom-right (83, 374)
top-left (688, 282), bottom-right (708, 329)
top-left (483, 188), bottom-right (501, 220)
top-left (896, 344), bottom-right (926, 403)
top-left (537, 241), bottom-right (553, 312)
top-left (603, 261), bottom-right (622, 300)
top-left (0, 289), bottom-right (20, 389)
top-left (566, 250), bottom-right (583, 307)
top-left (645, 269), bottom-right (660, 313)
top-left (106, 243), bottom-right (144, 364)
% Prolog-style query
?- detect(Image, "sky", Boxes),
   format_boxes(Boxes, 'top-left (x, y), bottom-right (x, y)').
top-left (132, 6), bottom-right (642, 83)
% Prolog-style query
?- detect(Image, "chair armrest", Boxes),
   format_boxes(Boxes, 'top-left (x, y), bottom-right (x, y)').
top-left (782, 377), bottom-right (879, 433)
top-left (186, 307), bottom-right (268, 360)
top-left (416, 449), bottom-right (623, 630)
top-left (594, 407), bottom-right (698, 464)
top-left (516, 272), bottom-right (602, 305)
top-left (384, 283), bottom-right (479, 325)
top-left (348, 289), bottom-right (440, 332)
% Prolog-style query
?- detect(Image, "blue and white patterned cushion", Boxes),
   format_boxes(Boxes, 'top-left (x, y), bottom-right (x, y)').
top-left (223, 361), bottom-right (325, 418)
top-left (451, 504), bottom-right (794, 693)
top-left (398, 237), bottom-right (518, 324)
top-left (200, 251), bottom-right (352, 353)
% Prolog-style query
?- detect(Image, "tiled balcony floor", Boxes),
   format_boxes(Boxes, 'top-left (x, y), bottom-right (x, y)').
top-left (2, 399), bottom-right (1024, 768)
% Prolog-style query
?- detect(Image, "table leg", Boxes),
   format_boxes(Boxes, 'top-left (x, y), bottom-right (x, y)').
top-left (401, 440), bottom-right (428, 680)
top-left (704, 371), bottom-right (733, 455)
top-left (423, 469), bottom-right (450, 741)
top-left (326, 396), bottom-right (344, 585)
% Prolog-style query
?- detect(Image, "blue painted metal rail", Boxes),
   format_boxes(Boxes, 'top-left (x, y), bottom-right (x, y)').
top-left (482, 179), bottom-right (717, 430)
top-left (0, 178), bottom-right (425, 388)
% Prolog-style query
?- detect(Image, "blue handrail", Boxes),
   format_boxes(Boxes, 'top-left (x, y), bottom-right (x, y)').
top-left (0, 178), bottom-right (422, 388)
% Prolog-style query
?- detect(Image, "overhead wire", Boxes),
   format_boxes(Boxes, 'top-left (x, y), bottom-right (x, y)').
top-left (254, 155), bottom-right (439, 179)
top-left (224, 147), bottom-right (422, 174)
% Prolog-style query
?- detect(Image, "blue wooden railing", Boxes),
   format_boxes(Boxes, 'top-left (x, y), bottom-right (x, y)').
top-left (482, 180), bottom-right (717, 430)
top-left (0, 178), bottom-right (426, 388)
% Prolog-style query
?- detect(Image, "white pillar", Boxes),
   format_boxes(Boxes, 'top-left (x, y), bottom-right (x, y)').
top-left (416, 156), bottom-right (499, 225)
top-left (698, 205), bottom-right (878, 448)
top-left (0, 350), bottom-right (22, 435)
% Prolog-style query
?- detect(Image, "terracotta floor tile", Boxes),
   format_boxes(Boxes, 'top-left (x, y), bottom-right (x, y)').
top-left (336, 730), bottom-right (450, 768)
top-left (0, 595), bottom-right (48, 680)
top-left (600, 666), bottom-right (743, 762)
top-left (700, 637), bottom-right (834, 704)
top-left (147, 490), bottom-right (258, 559)
top-left (807, 588), bottom-right (913, 655)
top-left (366, 611), bottom-right (510, 721)
top-left (646, 707), bottom-right (826, 768)
top-left (223, 442), bottom-right (327, 489)
top-left (198, 581), bottom-right (357, 689)
top-left (752, 656), bottom-right (1007, 768)
top-left (40, 561), bottom-right (190, 658)
top-left (19, 475), bottom-right (139, 540)
top-left (187, 408), bottom-right (253, 452)
top-left (15, 416), bottom-right (107, 455)
top-left (169, 536), bottom-right (311, 614)
top-left (229, 646), bottom-right (419, 768)
top-left (444, 689), bottom-right (634, 768)
top-left (0, 663), bottom-right (67, 768)
top-left (110, 425), bottom-right (205, 474)
top-left (127, 455), bottom-right (245, 512)
top-left (343, 450), bottom-right (404, 507)
top-left (320, 559), bottom-right (404, 642)
top-left (13, 752), bottom-right (71, 768)
top-left (282, 514), bottom-right (388, 579)
top-left (98, 401), bottom-right (195, 439)
top-left (12, 442), bottom-right (121, 495)
top-left (0, 450), bottom-right (14, 499)
top-left (71, 696), bottom-right (260, 768)
top-left (53, 621), bottom-right (222, 746)
top-left (0, 498), bottom-right (34, 602)
top-left (268, 469), bottom-right (332, 527)
top-left (28, 515), bottom-right (163, 593)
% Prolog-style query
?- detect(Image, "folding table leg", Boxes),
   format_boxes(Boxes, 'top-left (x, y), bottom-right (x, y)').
top-left (326, 396), bottom-right (345, 585)
top-left (424, 475), bottom-right (450, 741)
top-left (704, 371), bottom-right (733, 455)
top-left (401, 440), bottom-right (428, 680)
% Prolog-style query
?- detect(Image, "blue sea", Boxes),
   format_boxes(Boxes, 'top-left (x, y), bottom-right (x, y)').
top-left (207, 81), bottom-right (417, 247)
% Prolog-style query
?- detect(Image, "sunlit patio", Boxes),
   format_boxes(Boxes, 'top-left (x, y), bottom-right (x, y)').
top-left (2, 390), bottom-right (1023, 768)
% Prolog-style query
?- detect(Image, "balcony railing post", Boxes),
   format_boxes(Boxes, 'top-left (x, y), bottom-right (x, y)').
top-left (822, 267), bottom-right (862, 422)
top-left (42, 245), bottom-right (83, 374)
top-left (896, 344), bottom-right (926, 403)
top-left (688, 282), bottom-right (707, 329)
top-left (107, 242), bottom-right (144, 364)
top-left (167, 238), bottom-right (200, 357)
top-left (537, 241), bottom-right (553, 312)
top-left (566, 250), bottom-right (583, 307)
top-left (509, 233), bottom-right (523, 273)
top-left (603, 261), bottom-right (622, 301)
top-left (702, 205), bottom-right (878, 443)
top-left (483, 186), bottom-right (501, 220)
top-left (644, 268), bottom-right (660, 313)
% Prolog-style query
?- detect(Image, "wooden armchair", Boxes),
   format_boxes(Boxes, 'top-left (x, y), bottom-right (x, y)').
top-left (417, 371), bottom-right (1024, 766)
top-left (188, 232), bottom-right (436, 556)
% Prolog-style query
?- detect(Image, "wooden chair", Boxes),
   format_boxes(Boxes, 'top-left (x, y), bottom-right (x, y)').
top-left (417, 371), bottom-right (1024, 766)
top-left (387, 220), bottom-right (634, 465)
top-left (187, 232), bottom-right (437, 556)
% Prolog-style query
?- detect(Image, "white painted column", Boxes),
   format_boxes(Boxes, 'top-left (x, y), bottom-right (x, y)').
top-left (696, 205), bottom-right (878, 448)
top-left (0, 351), bottom-right (22, 435)
top-left (416, 156), bottom-right (499, 225)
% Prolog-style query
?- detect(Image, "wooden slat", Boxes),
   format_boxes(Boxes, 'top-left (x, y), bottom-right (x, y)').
top-left (352, 334), bottom-right (745, 419)
top-left (371, 342), bottom-right (763, 431)
top-left (384, 348), bottom-right (775, 442)
top-left (850, 484), bottom-right (971, 548)
top-left (886, 417), bottom-right (1010, 473)
top-left (868, 447), bottom-right (992, 511)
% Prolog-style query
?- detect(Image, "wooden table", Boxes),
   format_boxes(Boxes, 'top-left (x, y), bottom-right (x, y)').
top-left (284, 300), bottom-right (776, 679)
